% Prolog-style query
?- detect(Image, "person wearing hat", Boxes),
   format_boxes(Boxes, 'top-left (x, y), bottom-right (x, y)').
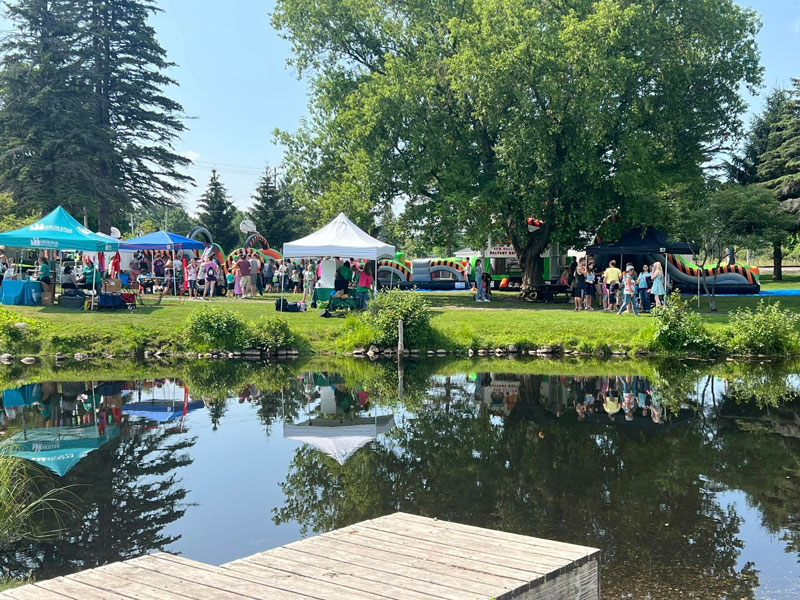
top-left (616, 264), bottom-right (639, 316)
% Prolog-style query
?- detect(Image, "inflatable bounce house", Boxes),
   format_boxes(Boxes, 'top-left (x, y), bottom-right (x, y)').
top-left (587, 225), bottom-right (760, 295)
top-left (377, 252), bottom-right (470, 290)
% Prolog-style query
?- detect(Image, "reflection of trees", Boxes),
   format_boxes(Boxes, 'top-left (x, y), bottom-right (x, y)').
top-left (275, 372), bottom-right (798, 598)
top-left (0, 425), bottom-right (194, 581)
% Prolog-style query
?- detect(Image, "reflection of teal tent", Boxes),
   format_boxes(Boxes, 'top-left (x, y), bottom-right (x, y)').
top-left (0, 206), bottom-right (118, 252)
top-left (1, 383), bottom-right (42, 407)
top-left (8, 425), bottom-right (119, 476)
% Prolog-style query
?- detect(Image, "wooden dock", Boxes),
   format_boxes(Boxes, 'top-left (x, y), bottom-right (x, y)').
top-left (0, 512), bottom-right (600, 600)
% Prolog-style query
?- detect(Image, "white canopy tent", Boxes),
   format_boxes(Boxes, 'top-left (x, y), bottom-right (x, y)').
top-left (282, 213), bottom-right (395, 260)
top-left (284, 415), bottom-right (396, 465)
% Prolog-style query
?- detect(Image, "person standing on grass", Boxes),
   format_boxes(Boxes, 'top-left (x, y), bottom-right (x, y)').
top-left (572, 258), bottom-right (586, 311)
top-left (302, 261), bottom-right (316, 304)
top-left (474, 257), bottom-right (488, 302)
top-left (584, 259), bottom-right (596, 310)
top-left (355, 262), bottom-right (374, 309)
top-left (235, 253), bottom-right (251, 299)
top-left (637, 264), bottom-right (651, 312)
top-left (248, 251), bottom-right (260, 297)
top-left (202, 258), bottom-right (217, 300)
top-left (603, 260), bottom-right (622, 312)
top-left (651, 261), bottom-right (666, 307)
top-left (617, 265), bottom-right (639, 316)
top-left (187, 259), bottom-right (198, 299)
top-left (264, 259), bottom-right (275, 293)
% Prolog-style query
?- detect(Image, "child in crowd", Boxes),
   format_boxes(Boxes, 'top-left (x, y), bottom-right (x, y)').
top-left (291, 269), bottom-right (301, 294)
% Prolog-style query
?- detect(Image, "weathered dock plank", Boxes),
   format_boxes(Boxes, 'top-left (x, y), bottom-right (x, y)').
top-left (0, 512), bottom-right (600, 600)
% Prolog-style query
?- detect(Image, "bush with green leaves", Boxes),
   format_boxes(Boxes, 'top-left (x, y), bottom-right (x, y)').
top-left (726, 300), bottom-right (800, 355)
top-left (651, 293), bottom-right (716, 356)
top-left (0, 308), bottom-right (44, 355)
top-left (184, 306), bottom-right (249, 351)
top-left (248, 316), bottom-right (296, 354)
top-left (358, 289), bottom-right (433, 347)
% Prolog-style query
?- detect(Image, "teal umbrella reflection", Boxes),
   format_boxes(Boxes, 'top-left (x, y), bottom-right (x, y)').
top-left (7, 424), bottom-right (119, 477)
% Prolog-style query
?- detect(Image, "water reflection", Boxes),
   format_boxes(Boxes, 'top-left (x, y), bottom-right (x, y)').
top-left (0, 362), bottom-right (798, 599)
top-left (0, 379), bottom-right (195, 581)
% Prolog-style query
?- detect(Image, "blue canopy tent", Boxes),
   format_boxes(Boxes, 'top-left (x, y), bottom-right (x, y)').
top-left (119, 231), bottom-right (205, 251)
top-left (120, 232), bottom-right (205, 297)
top-left (7, 424), bottom-right (119, 477)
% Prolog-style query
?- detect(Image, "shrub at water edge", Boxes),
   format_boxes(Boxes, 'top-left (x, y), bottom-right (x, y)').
top-left (726, 300), bottom-right (800, 355)
top-left (248, 316), bottom-right (296, 354)
top-left (345, 289), bottom-right (433, 348)
top-left (183, 306), bottom-right (250, 352)
top-left (651, 293), bottom-right (717, 356)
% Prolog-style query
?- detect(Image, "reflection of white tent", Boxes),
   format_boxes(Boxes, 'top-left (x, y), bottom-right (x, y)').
top-left (284, 415), bottom-right (396, 465)
top-left (282, 213), bottom-right (395, 260)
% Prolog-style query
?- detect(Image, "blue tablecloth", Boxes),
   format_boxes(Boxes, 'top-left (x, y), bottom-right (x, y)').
top-left (1, 280), bottom-right (42, 306)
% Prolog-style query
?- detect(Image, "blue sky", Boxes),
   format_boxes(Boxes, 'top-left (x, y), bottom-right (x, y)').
top-left (2, 0), bottom-right (800, 215)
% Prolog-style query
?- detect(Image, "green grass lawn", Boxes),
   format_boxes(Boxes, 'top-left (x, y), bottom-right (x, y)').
top-left (5, 288), bottom-right (799, 356)
top-left (758, 273), bottom-right (800, 290)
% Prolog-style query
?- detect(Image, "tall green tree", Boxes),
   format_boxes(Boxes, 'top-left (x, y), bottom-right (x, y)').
top-left (758, 79), bottom-right (800, 277)
top-left (0, 0), bottom-right (191, 232)
top-left (84, 0), bottom-right (192, 232)
top-left (273, 0), bottom-right (762, 286)
top-left (727, 90), bottom-right (792, 279)
top-left (0, 0), bottom-right (101, 216)
top-left (247, 168), bottom-right (304, 251)
top-left (196, 169), bottom-right (238, 251)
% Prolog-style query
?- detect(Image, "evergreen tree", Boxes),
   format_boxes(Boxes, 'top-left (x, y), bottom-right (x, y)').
top-left (0, 0), bottom-right (101, 216)
top-left (759, 79), bottom-right (800, 202)
top-left (248, 168), bottom-right (304, 251)
top-left (197, 170), bottom-right (238, 251)
top-left (84, 0), bottom-right (192, 232)
top-left (726, 90), bottom-right (793, 279)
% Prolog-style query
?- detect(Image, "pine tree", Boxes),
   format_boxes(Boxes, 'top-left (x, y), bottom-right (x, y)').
top-left (759, 79), bottom-right (800, 202)
top-left (756, 81), bottom-right (800, 279)
top-left (197, 170), bottom-right (238, 251)
top-left (84, 0), bottom-right (192, 232)
top-left (248, 168), bottom-right (304, 251)
top-left (0, 0), bottom-right (101, 216)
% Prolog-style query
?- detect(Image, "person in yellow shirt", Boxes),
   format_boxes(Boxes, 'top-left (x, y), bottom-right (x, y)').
top-left (602, 260), bottom-right (622, 311)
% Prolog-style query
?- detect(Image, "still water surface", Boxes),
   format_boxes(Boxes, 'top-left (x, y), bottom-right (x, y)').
top-left (1, 360), bottom-right (799, 599)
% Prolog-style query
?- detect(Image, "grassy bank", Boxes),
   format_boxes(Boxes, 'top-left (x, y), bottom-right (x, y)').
top-left (2, 290), bottom-right (799, 358)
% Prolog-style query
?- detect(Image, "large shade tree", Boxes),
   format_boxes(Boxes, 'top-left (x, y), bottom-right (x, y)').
top-left (274, 0), bottom-right (762, 285)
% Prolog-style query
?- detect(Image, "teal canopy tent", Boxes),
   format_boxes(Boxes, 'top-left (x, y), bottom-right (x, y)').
top-left (0, 206), bottom-right (119, 252)
top-left (7, 425), bottom-right (119, 477)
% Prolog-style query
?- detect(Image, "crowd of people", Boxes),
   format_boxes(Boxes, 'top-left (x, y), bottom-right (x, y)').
top-left (565, 257), bottom-right (667, 315)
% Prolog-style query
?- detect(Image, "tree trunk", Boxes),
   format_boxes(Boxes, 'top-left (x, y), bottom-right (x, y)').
top-left (773, 240), bottom-right (783, 281)
top-left (514, 226), bottom-right (552, 289)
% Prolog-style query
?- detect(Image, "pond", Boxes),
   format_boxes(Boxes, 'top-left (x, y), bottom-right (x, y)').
top-left (0, 358), bottom-right (799, 599)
